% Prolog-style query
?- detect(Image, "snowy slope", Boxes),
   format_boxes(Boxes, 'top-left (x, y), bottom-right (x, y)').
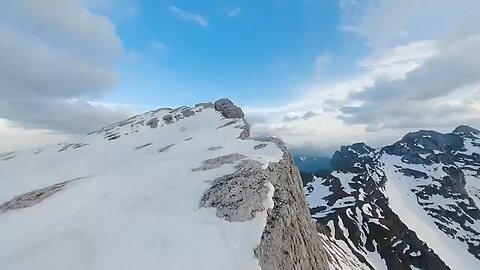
top-left (303, 127), bottom-right (480, 270)
top-left (0, 101), bottom-right (286, 270)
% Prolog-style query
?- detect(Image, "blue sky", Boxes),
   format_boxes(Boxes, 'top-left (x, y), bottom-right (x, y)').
top-left (1, 0), bottom-right (480, 154)
top-left (104, 0), bottom-right (366, 108)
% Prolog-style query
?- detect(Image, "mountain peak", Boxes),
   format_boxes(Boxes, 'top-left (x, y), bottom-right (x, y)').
top-left (0, 99), bottom-right (328, 270)
top-left (453, 125), bottom-right (480, 136)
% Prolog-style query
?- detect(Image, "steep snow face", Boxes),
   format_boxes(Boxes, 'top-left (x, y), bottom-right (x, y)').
top-left (0, 103), bottom-right (283, 270)
top-left (381, 129), bottom-right (480, 269)
top-left (304, 126), bottom-right (480, 270)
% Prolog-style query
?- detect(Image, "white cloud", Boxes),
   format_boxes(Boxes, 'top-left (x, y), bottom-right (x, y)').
top-left (341, 4), bottom-right (480, 129)
top-left (358, 40), bottom-right (438, 70)
top-left (341, 0), bottom-right (480, 50)
top-left (314, 53), bottom-right (330, 79)
top-left (0, 1), bottom-right (131, 136)
top-left (245, 0), bottom-right (480, 155)
top-left (87, 0), bottom-right (141, 19)
top-left (228, 7), bottom-right (241, 18)
top-left (246, 35), bottom-right (480, 154)
top-left (126, 49), bottom-right (143, 63)
top-left (148, 40), bottom-right (166, 51)
top-left (0, 119), bottom-right (72, 153)
top-left (169, 5), bottom-right (208, 27)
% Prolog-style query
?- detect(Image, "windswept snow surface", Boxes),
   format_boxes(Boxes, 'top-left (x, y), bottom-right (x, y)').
top-left (0, 106), bottom-right (282, 270)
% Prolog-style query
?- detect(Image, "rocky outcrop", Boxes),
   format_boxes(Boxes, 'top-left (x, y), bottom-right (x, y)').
top-left (199, 159), bottom-right (271, 222)
top-left (193, 107), bottom-right (329, 269)
top-left (196, 146), bottom-right (329, 269)
top-left (214, 98), bottom-right (245, 118)
top-left (0, 176), bottom-right (91, 213)
top-left (257, 152), bottom-right (329, 270)
top-left (4, 98), bottom-right (329, 270)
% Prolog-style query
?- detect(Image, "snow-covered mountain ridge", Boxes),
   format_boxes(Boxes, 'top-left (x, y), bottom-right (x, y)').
top-left (304, 126), bottom-right (480, 270)
top-left (0, 99), bottom-right (328, 270)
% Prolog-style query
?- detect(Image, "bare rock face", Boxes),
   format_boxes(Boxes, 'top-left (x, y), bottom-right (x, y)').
top-left (0, 182), bottom-right (67, 212)
top-left (192, 153), bottom-right (246, 171)
top-left (0, 176), bottom-right (90, 213)
top-left (214, 98), bottom-right (245, 118)
top-left (253, 143), bottom-right (268, 150)
top-left (195, 132), bottom-right (329, 269)
top-left (238, 120), bottom-right (250, 139)
top-left (257, 152), bottom-right (329, 270)
top-left (158, 144), bottom-right (175, 153)
top-left (200, 159), bottom-right (270, 222)
top-left (163, 114), bottom-right (174, 124)
top-left (146, 118), bottom-right (159, 128)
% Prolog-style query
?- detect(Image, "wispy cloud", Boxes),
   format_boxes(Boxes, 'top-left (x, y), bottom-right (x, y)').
top-left (169, 5), bottom-right (208, 27)
top-left (228, 7), bottom-right (240, 18)
top-left (148, 40), bottom-right (166, 51)
top-left (126, 49), bottom-right (143, 63)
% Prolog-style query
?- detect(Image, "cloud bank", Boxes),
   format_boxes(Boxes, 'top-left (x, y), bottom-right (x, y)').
top-left (248, 0), bottom-right (480, 154)
top-left (0, 0), bottom-right (132, 134)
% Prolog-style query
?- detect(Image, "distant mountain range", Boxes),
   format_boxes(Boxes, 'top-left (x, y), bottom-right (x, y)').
top-left (293, 155), bottom-right (332, 173)
top-left (301, 125), bottom-right (480, 270)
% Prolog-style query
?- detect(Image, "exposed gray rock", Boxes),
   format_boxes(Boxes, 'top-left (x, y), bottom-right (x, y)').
top-left (214, 98), bottom-right (245, 118)
top-left (174, 114), bottom-right (183, 121)
top-left (255, 136), bottom-right (288, 152)
top-left (118, 116), bottom-right (137, 127)
top-left (208, 146), bottom-right (223, 151)
top-left (184, 137), bottom-right (193, 141)
top-left (158, 144), bottom-right (175, 153)
top-left (195, 102), bottom-right (214, 109)
top-left (0, 176), bottom-right (90, 213)
top-left (216, 120), bottom-right (238, 129)
top-left (254, 143), bottom-right (268, 150)
top-left (238, 120), bottom-right (251, 139)
top-left (150, 107), bottom-right (172, 114)
top-left (146, 118), bottom-right (159, 128)
top-left (200, 159), bottom-right (269, 221)
top-left (169, 106), bottom-right (189, 114)
top-left (58, 142), bottom-right (89, 152)
top-left (0, 151), bottom-right (18, 161)
top-left (192, 153), bottom-right (246, 171)
top-left (256, 153), bottom-right (328, 270)
top-left (182, 109), bottom-right (195, 117)
top-left (134, 143), bottom-right (152, 151)
top-left (453, 125), bottom-right (480, 135)
top-left (34, 148), bottom-right (47, 155)
top-left (1, 183), bottom-right (67, 213)
top-left (163, 114), bottom-right (174, 124)
top-left (442, 166), bottom-right (467, 195)
top-left (195, 135), bottom-right (328, 269)
top-left (105, 132), bottom-right (120, 141)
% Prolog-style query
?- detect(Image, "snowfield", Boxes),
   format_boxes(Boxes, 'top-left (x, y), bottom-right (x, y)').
top-left (0, 104), bottom-right (283, 270)
top-left (382, 153), bottom-right (480, 270)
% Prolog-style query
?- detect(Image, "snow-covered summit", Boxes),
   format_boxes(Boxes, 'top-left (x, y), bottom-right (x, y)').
top-left (0, 99), bottom-right (328, 270)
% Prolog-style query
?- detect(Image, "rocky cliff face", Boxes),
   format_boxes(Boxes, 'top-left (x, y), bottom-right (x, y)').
top-left (0, 98), bottom-right (328, 270)
top-left (303, 126), bottom-right (480, 270)
top-left (256, 138), bottom-right (328, 270)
